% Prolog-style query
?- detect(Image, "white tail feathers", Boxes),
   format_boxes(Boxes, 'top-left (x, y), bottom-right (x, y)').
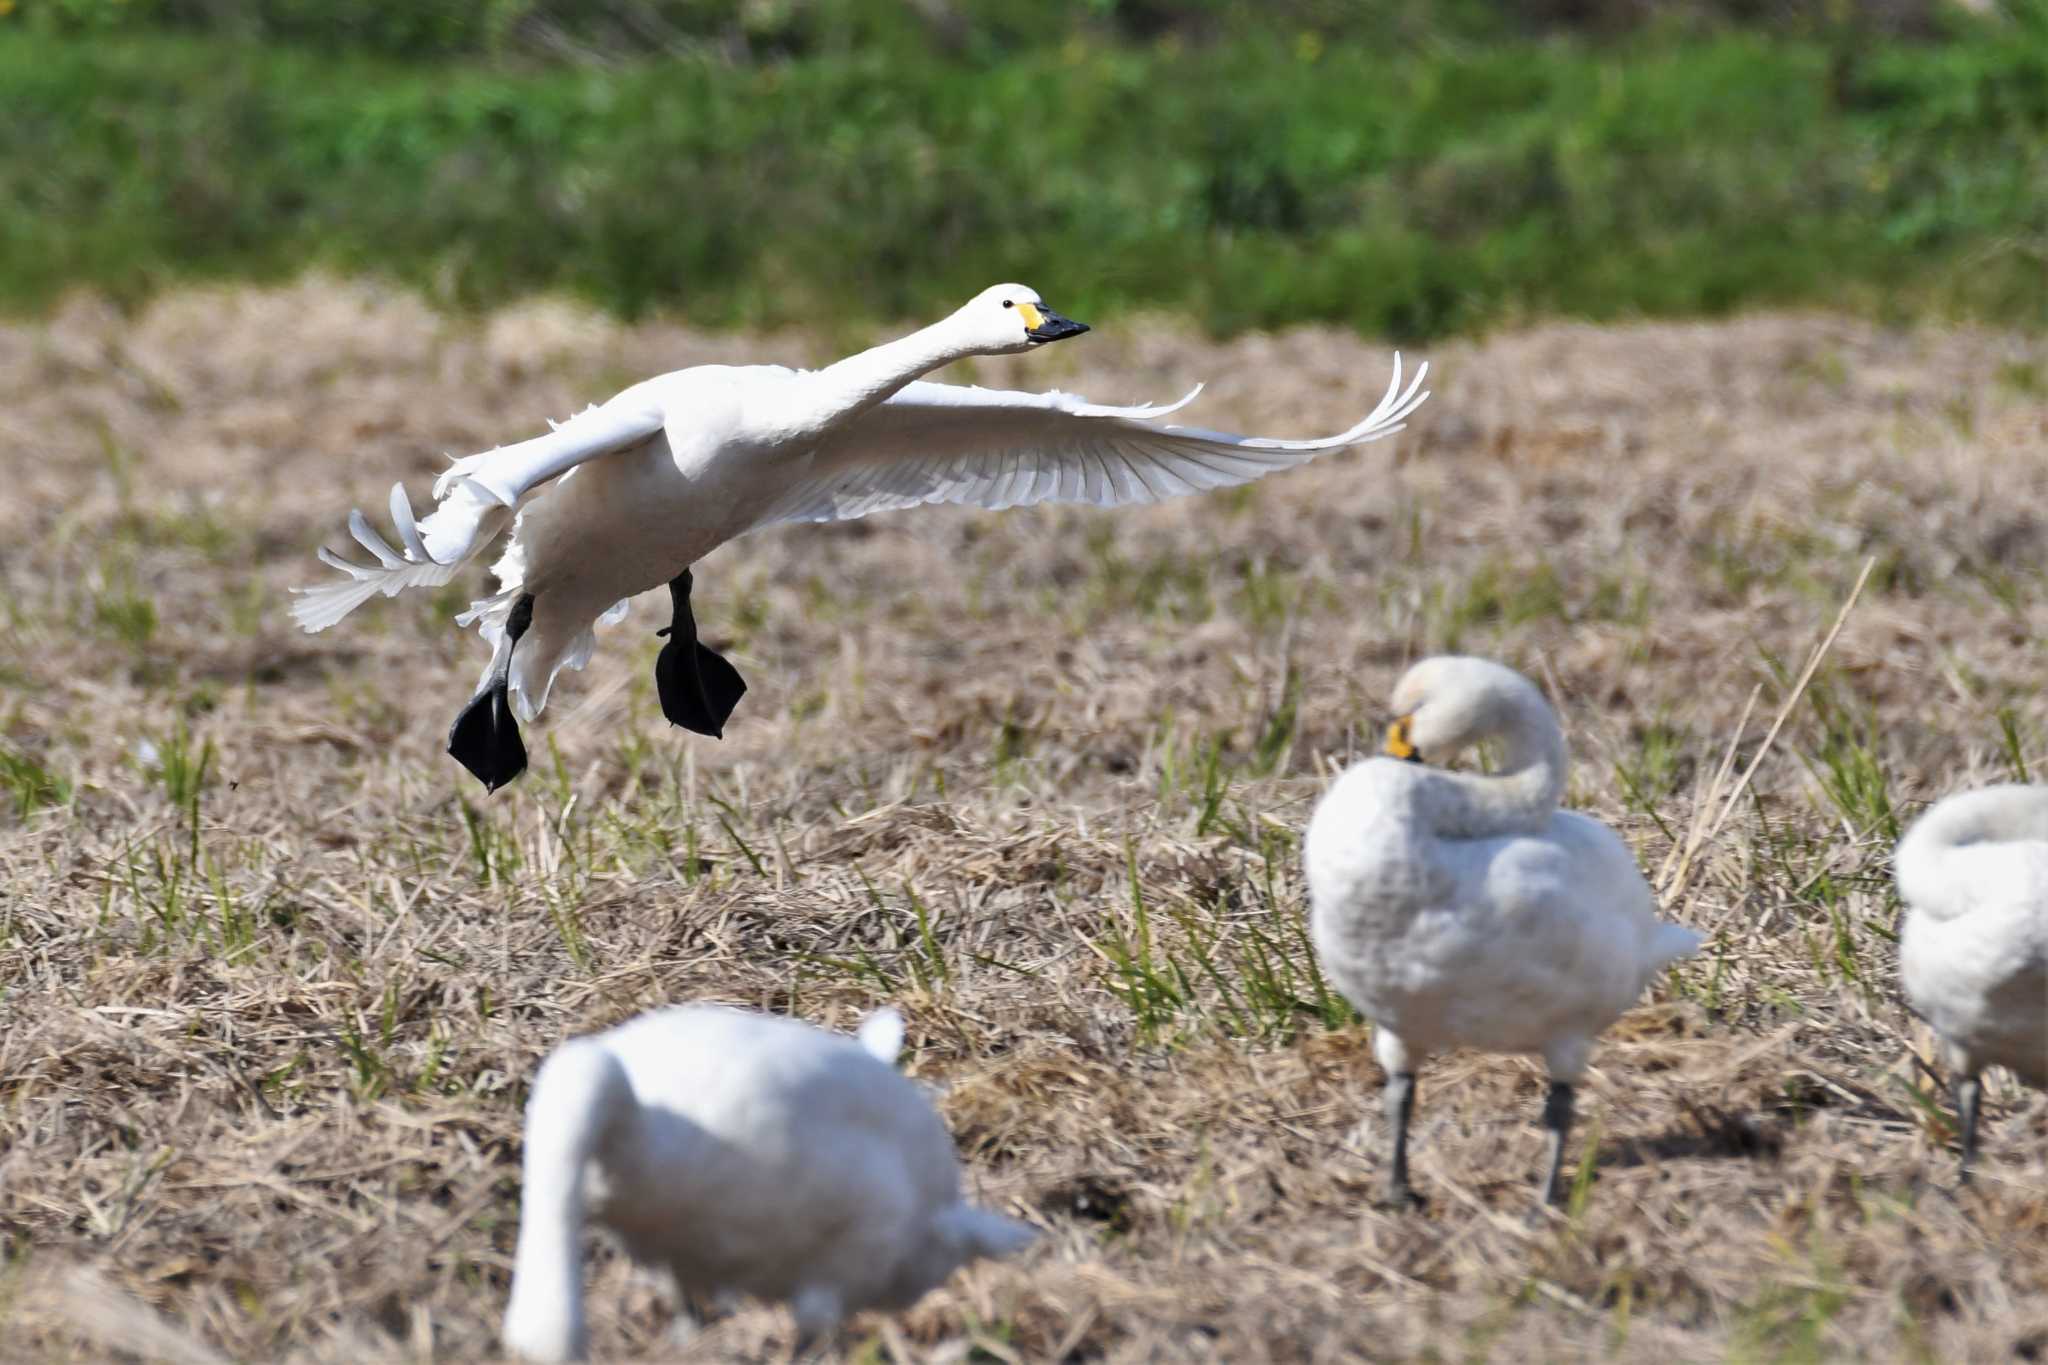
top-left (933, 1202), bottom-right (1036, 1261)
top-left (1651, 923), bottom-right (1705, 973)
top-left (856, 1008), bottom-right (906, 1065)
top-left (289, 478), bottom-right (512, 634)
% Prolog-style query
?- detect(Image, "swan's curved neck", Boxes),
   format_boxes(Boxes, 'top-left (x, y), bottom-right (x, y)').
top-left (1421, 700), bottom-right (1567, 838)
top-left (1909, 785), bottom-right (2048, 850)
top-left (504, 1041), bottom-right (630, 1361)
top-left (796, 314), bottom-right (979, 437)
top-left (1897, 784), bottom-right (2048, 916)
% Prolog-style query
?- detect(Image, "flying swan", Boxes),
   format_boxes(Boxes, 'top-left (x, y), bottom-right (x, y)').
top-left (292, 284), bottom-right (1429, 790)
top-left (1304, 656), bottom-right (1702, 1209)
top-left (501, 1003), bottom-right (1034, 1362)
top-left (1894, 782), bottom-right (2048, 1180)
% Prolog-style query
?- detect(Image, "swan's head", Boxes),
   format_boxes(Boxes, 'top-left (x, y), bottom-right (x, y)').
top-left (954, 283), bottom-right (1090, 355)
top-left (1384, 656), bottom-right (1551, 765)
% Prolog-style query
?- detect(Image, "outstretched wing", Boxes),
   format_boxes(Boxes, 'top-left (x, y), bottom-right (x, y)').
top-left (289, 383), bottom-right (668, 633)
top-left (761, 354), bottom-right (1427, 527)
top-left (424, 380), bottom-right (672, 522)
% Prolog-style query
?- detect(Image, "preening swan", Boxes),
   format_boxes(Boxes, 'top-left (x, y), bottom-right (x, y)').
top-left (500, 1004), bottom-right (1033, 1362)
top-left (291, 283), bottom-right (1428, 790)
top-left (1894, 783), bottom-right (2048, 1180)
top-left (1303, 656), bottom-right (1701, 1209)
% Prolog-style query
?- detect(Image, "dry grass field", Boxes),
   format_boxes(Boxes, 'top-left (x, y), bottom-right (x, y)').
top-left (2, 280), bottom-right (2045, 1363)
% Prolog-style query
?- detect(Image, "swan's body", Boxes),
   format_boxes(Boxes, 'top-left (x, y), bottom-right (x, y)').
top-left (1894, 783), bottom-right (2048, 1177)
top-left (1304, 656), bottom-right (1701, 1207)
top-left (292, 283), bottom-right (1428, 790)
top-left (501, 1004), bottom-right (1032, 1363)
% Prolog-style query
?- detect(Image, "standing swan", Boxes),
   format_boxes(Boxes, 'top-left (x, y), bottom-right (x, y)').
top-left (1304, 656), bottom-right (1701, 1209)
top-left (501, 1004), bottom-right (1033, 1362)
top-left (291, 283), bottom-right (1428, 790)
top-left (1894, 783), bottom-right (2048, 1180)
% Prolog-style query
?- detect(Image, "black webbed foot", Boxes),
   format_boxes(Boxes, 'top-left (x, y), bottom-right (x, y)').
top-left (656, 641), bottom-right (748, 738)
top-left (447, 679), bottom-right (528, 792)
top-left (655, 569), bottom-right (747, 738)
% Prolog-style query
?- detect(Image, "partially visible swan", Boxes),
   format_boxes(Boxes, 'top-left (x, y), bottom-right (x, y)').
top-left (1894, 783), bottom-right (2048, 1180)
top-left (501, 1004), bottom-right (1033, 1362)
top-left (1304, 656), bottom-right (1702, 1209)
top-left (292, 283), bottom-right (1428, 790)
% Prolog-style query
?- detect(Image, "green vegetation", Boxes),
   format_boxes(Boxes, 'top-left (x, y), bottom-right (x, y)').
top-left (3, 1), bottom-right (2045, 336)
top-left (21, 0), bottom-right (2006, 67)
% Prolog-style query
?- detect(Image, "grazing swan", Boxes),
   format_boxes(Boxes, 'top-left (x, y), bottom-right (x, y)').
top-left (291, 283), bottom-right (1428, 790)
top-left (501, 1004), bottom-right (1033, 1363)
top-left (1894, 783), bottom-right (2048, 1180)
top-left (1303, 656), bottom-right (1702, 1209)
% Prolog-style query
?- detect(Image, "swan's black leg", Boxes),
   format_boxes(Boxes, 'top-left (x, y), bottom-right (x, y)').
top-left (1375, 1070), bottom-right (1423, 1211)
top-left (654, 568), bottom-right (747, 738)
top-left (447, 593), bottom-right (532, 792)
top-left (1956, 1072), bottom-right (1983, 1183)
top-left (1537, 1079), bottom-right (1576, 1208)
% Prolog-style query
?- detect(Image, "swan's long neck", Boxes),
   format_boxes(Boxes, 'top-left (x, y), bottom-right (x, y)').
top-left (1420, 699), bottom-right (1567, 838)
top-left (794, 314), bottom-right (979, 438)
top-left (503, 1039), bottom-right (631, 1363)
top-left (1896, 784), bottom-right (2048, 918)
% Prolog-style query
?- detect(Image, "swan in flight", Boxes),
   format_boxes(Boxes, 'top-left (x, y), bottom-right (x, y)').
top-left (291, 284), bottom-right (1428, 790)
top-left (1894, 783), bottom-right (2048, 1180)
top-left (1303, 656), bottom-right (1701, 1209)
top-left (501, 1003), bottom-right (1033, 1362)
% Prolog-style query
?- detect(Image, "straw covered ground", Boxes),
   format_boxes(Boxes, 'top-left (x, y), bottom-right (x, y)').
top-left (1, 281), bottom-right (2045, 1362)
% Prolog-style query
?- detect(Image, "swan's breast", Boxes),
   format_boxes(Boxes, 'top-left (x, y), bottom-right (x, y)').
top-left (1305, 768), bottom-right (1471, 1012)
top-left (1312, 799), bottom-right (1669, 1058)
top-left (1900, 880), bottom-right (2048, 1084)
top-left (507, 382), bottom-right (772, 599)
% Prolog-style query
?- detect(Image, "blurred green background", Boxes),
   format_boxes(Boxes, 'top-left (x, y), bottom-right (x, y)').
top-left (4, 0), bottom-right (2044, 337)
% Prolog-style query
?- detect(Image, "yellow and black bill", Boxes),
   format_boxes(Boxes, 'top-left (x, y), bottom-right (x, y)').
top-left (1384, 716), bottom-right (1423, 764)
top-left (1019, 300), bottom-right (1089, 344)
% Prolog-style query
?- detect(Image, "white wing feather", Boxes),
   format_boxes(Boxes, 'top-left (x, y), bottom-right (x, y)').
top-left (290, 386), bottom-right (666, 633)
top-left (763, 354), bottom-right (1427, 527)
top-left (293, 354), bottom-right (1429, 636)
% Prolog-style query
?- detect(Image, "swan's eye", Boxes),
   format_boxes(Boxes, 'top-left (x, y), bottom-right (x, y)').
top-left (1002, 299), bottom-right (1014, 308)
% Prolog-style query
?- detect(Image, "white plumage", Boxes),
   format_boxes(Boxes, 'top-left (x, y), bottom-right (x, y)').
top-left (1893, 782), bottom-right (2048, 1179)
top-left (290, 282), bottom-right (1427, 791)
top-left (1303, 655), bottom-right (1701, 1208)
top-left (501, 1003), bottom-right (1033, 1363)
